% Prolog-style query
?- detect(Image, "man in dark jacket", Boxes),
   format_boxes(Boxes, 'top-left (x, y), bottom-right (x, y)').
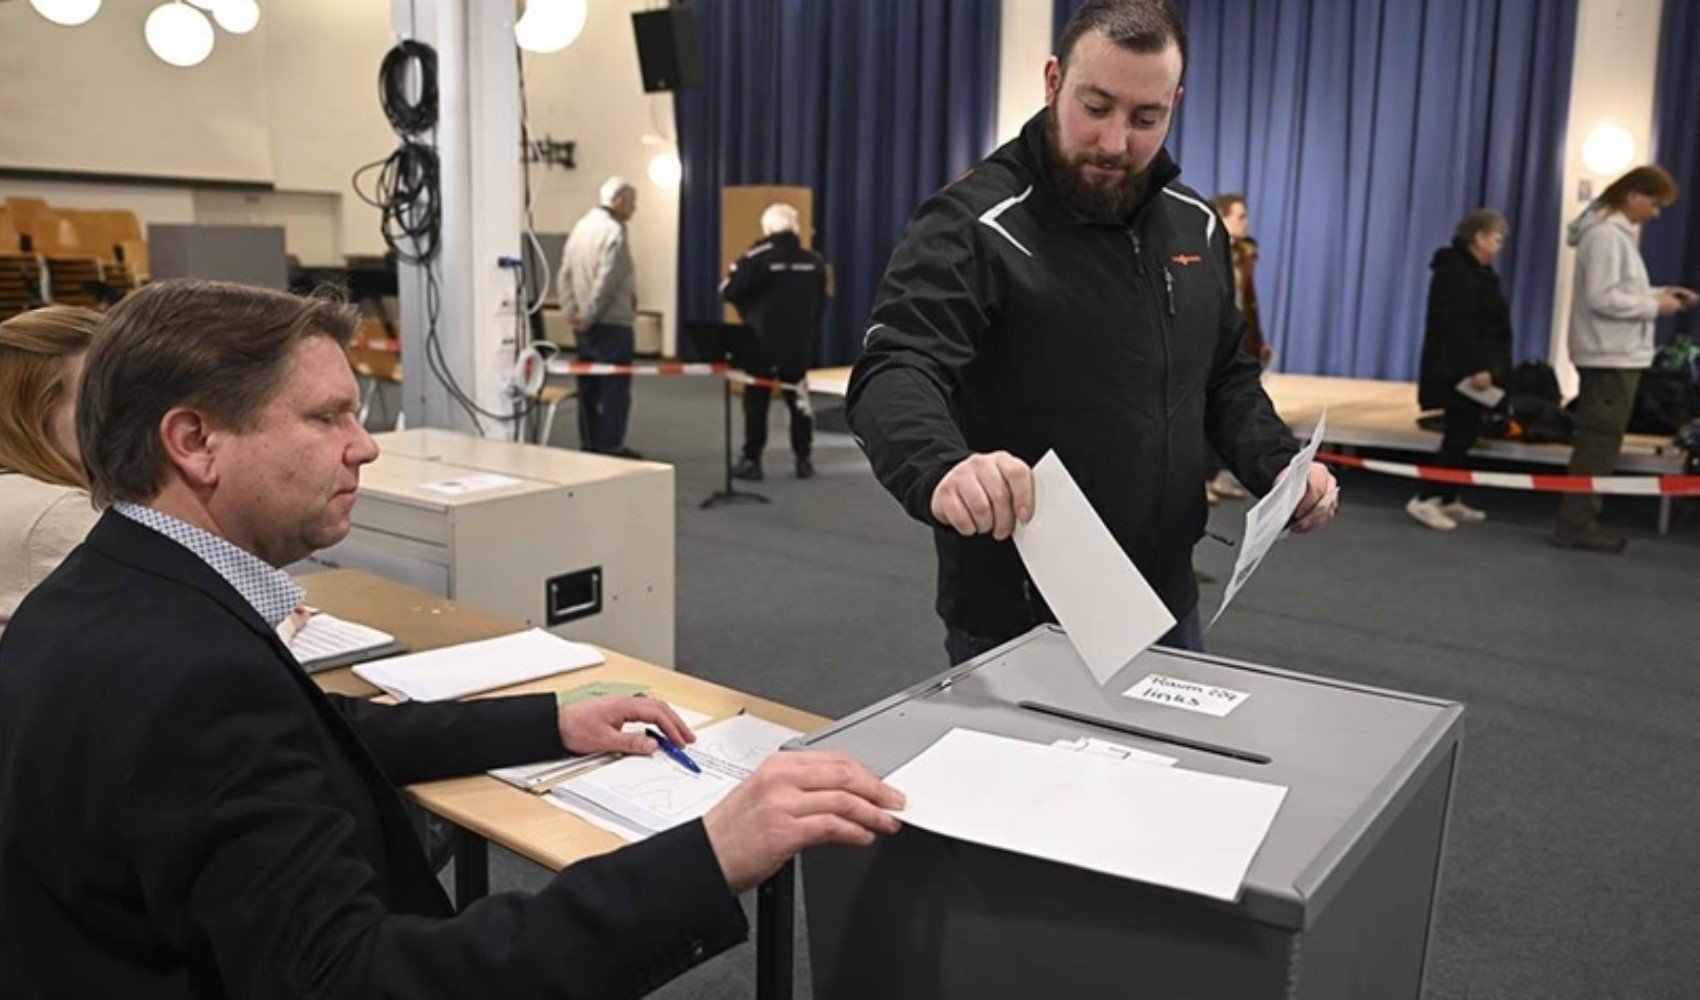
top-left (0, 280), bottom-right (903, 998)
top-left (1409, 208), bottom-right (1513, 531)
top-left (847, 0), bottom-right (1337, 665)
top-left (723, 202), bottom-right (828, 480)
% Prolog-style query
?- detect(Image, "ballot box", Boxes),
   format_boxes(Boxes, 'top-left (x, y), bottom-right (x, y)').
top-left (797, 625), bottom-right (1464, 1000)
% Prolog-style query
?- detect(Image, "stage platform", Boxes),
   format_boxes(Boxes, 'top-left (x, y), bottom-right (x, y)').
top-left (806, 369), bottom-right (1686, 531)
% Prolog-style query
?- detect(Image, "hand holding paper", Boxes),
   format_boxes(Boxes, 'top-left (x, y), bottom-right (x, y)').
top-left (930, 451), bottom-right (1035, 540)
top-left (1210, 414), bottom-right (1330, 629)
top-left (1013, 451), bottom-right (1175, 684)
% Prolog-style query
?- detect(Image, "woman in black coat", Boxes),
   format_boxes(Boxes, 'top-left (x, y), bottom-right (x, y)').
top-left (1410, 208), bottom-right (1513, 530)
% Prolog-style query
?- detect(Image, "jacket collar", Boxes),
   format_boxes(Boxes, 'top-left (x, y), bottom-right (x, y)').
top-left (1016, 108), bottom-right (1182, 226)
top-left (82, 509), bottom-right (287, 651)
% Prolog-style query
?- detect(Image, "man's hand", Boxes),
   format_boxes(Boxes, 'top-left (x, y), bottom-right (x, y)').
top-left (1669, 287), bottom-right (1699, 310)
top-left (1471, 370), bottom-right (1493, 391)
top-left (569, 314), bottom-right (590, 334)
top-left (556, 695), bottom-right (694, 757)
top-left (703, 750), bottom-right (904, 894)
top-left (1281, 462), bottom-right (1339, 534)
top-left (930, 452), bottom-right (1035, 541)
top-left (1657, 290), bottom-right (1686, 316)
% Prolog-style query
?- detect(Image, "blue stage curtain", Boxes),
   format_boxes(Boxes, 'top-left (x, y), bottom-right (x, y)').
top-left (1052, 0), bottom-right (1577, 379)
top-left (1645, 0), bottom-right (1700, 342)
top-left (675, 0), bottom-right (1001, 364)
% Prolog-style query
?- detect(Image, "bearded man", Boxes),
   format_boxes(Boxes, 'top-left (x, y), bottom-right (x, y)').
top-left (846, 0), bottom-right (1338, 664)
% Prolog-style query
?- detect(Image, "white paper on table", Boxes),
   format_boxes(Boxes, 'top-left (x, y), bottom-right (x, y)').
top-left (549, 714), bottom-right (801, 839)
top-left (1014, 451), bottom-right (1175, 684)
top-left (1454, 376), bottom-right (1506, 408)
top-left (414, 472), bottom-right (526, 497)
top-left (1209, 413), bottom-right (1329, 630)
top-left (885, 728), bottom-right (1287, 902)
top-left (352, 628), bottom-right (603, 702)
top-left (489, 704), bottom-right (713, 792)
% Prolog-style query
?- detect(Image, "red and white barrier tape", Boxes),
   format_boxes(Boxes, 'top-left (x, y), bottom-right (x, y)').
top-left (1318, 451), bottom-right (1700, 496)
top-left (543, 359), bottom-right (809, 394)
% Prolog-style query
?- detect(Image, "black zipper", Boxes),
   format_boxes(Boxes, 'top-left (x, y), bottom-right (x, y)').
top-left (1163, 267), bottom-right (1176, 316)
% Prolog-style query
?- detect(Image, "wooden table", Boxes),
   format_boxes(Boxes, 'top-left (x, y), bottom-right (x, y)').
top-left (300, 569), bottom-right (827, 1000)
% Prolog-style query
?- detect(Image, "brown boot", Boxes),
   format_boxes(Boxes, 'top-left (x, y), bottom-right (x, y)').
top-left (1549, 527), bottom-right (1627, 553)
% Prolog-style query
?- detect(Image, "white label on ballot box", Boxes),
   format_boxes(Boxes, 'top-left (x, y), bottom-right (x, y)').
top-left (1123, 673), bottom-right (1249, 717)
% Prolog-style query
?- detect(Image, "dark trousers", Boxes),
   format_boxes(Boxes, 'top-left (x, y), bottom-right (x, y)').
top-left (945, 606), bottom-right (1205, 666)
top-left (576, 323), bottom-right (634, 453)
top-left (742, 378), bottom-right (812, 462)
top-left (1417, 401), bottom-right (1483, 504)
top-left (1556, 367), bottom-right (1641, 534)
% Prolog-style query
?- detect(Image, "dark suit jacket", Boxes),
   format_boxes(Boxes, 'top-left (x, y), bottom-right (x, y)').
top-left (0, 512), bottom-right (746, 998)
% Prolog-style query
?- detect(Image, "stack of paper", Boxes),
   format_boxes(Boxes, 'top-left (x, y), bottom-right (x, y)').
top-left (353, 628), bottom-right (603, 702)
top-left (489, 702), bottom-right (712, 793)
top-left (884, 728), bottom-right (1287, 902)
top-left (549, 714), bottom-right (801, 841)
top-left (288, 612), bottom-right (403, 673)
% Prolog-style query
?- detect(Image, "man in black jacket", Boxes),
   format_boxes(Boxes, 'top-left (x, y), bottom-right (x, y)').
top-left (723, 202), bottom-right (828, 481)
top-left (848, 0), bottom-right (1337, 664)
top-left (0, 280), bottom-right (903, 998)
top-left (1409, 207), bottom-right (1513, 531)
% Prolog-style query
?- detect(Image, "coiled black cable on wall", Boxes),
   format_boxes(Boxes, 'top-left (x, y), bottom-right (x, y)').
top-left (353, 39), bottom-right (525, 431)
top-left (357, 40), bottom-right (441, 268)
top-left (379, 40), bottom-right (438, 135)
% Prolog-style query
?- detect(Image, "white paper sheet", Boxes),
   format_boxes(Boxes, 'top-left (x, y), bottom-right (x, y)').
top-left (1454, 376), bottom-right (1506, 408)
top-left (414, 472), bottom-right (526, 497)
top-left (885, 728), bottom-right (1287, 902)
top-left (1014, 451), bottom-right (1176, 684)
top-left (352, 628), bottom-right (603, 702)
top-left (1210, 413), bottom-right (1329, 630)
top-left (549, 714), bottom-right (801, 840)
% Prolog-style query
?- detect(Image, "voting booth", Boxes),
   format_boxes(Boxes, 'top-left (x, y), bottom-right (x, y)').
top-left (797, 626), bottom-right (1464, 999)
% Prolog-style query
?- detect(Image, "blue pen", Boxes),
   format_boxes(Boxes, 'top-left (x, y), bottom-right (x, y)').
top-left (645, 728), bottom-right (702, 774)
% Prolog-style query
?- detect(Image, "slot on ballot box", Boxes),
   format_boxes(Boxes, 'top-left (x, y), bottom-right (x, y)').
top-left (792, 625), bottom-right (1464, 1000)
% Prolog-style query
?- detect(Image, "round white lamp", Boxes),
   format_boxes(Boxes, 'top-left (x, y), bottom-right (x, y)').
top-left (145, 2), bottom-right (215, 67)
top-left (515, 0), bottom-right (588, 54)
top-left (1581, 123), bottom-right (1635, 177)
top-left (213, 0), bottom-right (259, 34)
top-left (647, 151), bottom-right (682, 190)
top-left (28, 0), bottom-right (102, 27)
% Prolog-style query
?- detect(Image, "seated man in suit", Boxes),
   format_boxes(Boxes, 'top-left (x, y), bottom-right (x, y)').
top-left (0, 279), bottom-right (903, 998)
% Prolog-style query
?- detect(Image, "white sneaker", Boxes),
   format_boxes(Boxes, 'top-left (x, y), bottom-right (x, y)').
top-left (1440, 500), bottom-right (1486, 524)
top-left (1405, 496), bottom-right (1458, 531)
top-left (1208, 471), bottom-right (1248, 500)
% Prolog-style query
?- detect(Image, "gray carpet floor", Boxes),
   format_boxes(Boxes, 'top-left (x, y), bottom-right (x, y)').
top-left (440, 375), bottom-right (1700, 999)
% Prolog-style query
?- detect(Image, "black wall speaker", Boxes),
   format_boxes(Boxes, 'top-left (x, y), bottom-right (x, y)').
top-left (631, 6), bottom-right (701, 93)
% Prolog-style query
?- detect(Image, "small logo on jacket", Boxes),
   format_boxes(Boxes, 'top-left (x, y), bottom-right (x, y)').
top-left (1170, 253), bottom-right (1203, 267)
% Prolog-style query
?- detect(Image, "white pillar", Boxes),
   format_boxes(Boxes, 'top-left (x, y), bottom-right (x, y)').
top-left (389, 0), bottom-right (525, 435)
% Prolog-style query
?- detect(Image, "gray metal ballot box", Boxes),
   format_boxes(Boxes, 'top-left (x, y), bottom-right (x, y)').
top-left (795, 626), bottom-right (1464, 1000)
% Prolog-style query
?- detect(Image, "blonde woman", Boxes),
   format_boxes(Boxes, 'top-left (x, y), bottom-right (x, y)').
top-left (0, 306), bottom-right (102, 637)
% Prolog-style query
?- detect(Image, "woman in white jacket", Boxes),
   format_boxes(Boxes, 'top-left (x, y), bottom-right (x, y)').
top-left (0, 306), bottom-right (103, 637)
top-left (1554, 166), bottom-right (1697, 552)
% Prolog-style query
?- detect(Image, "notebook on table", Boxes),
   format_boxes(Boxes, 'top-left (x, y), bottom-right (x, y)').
top-left (289, 611), bottom-right (406, 673)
